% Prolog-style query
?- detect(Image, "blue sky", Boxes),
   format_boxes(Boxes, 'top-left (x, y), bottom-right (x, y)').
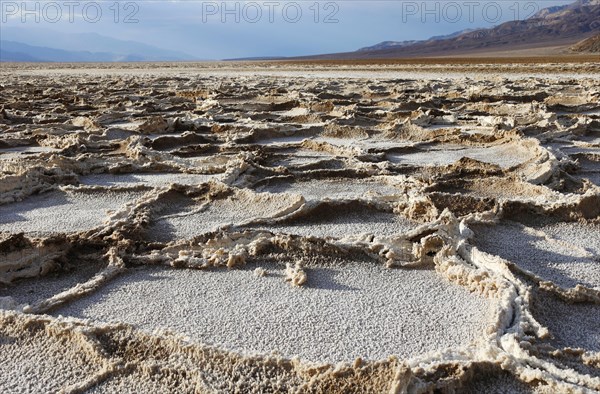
top-left (0, 0), bottom-right (574, 59)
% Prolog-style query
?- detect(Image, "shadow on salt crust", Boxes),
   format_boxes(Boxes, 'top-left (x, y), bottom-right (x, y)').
top-left (256, 178), bottom-right (403, 202)
top-left (0, 189), bottom-right (147, 236)
top-left (460, 368), bottom-right (539, 393)
top-left (79, 172), bottom-right (221, 187)
top-left (387, 143), bottom-right (534, 169)
top-left (146, 190), bottom-right (304, 242)
top-left (471, 221), bottom-right (600, 289)
top-left (531, 289), bottom-right (600, 353)
top-left (249, 202), bottom-right (418, 239)
top-left (0, 146), bottom-right (60, 160)
top-left (1, 259), bottom-right (105, 306)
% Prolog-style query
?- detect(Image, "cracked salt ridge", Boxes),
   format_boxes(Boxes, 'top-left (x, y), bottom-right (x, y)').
top-left (55, 261), bottom-right (497, 364)
top-left (471, 221), bottom-right (600, 289)
top-left (255, 178), bottom-right (403, 203)
top-left (387, 143), bottom-right (533, 169)
top-left (79, 172), bottom-right (221, 187)
top-left (0, 189), bottom-right (146, 236)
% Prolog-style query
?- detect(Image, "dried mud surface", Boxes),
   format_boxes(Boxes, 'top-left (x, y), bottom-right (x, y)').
top-left (0, 63), bottom-right (599, 393)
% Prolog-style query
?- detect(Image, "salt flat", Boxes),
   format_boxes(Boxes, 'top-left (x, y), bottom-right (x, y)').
top-left (56, 261), bottom-right (496, 363)
top-left (0, 62), bottom-right (599, 393)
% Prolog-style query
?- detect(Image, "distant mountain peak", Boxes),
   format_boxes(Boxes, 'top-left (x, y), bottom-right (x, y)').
top-left (347, 0), bottom-right (600, 59)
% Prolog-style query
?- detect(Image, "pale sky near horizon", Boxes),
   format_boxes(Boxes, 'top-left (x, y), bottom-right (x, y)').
top-left (0, 0), bottom-right (575, 59)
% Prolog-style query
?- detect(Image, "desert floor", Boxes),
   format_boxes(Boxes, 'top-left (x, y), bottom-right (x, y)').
top-left (0, 62), bottom-right (599, 393)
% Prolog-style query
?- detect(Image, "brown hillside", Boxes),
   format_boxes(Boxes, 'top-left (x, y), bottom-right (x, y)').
top-left (571, 34), bottom-right (600, 52)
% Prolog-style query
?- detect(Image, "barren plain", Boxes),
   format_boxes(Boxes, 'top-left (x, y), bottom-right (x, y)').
top-left (0, 61), bottom-right (599, 393)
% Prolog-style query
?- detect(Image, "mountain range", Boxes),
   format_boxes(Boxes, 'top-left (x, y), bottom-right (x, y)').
top-left (357, 29), bottom-right (477, 52)
top-left (0, 27), bottom-right (196, 62)
top-left (304, 0), bottom-right (600, 59)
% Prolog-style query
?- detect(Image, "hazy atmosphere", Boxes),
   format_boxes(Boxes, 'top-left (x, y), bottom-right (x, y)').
top-left (1, 0), bottom-right (573, 59)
